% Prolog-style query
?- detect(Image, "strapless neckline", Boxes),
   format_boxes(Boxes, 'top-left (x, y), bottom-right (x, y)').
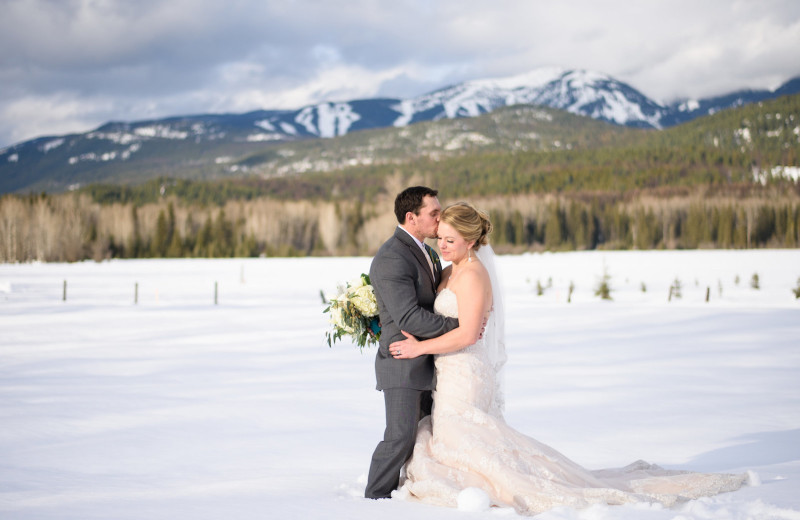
top-left (434, 288), bottom-right (458, 319)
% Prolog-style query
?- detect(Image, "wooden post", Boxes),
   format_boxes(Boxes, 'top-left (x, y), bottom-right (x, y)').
top-left (668, 286), bottom-right (672, 302)
top-left (63, 280), bottom-right (67, 302)
top-left (705, 286), bottom-right (710, 302)
top-left (134, 282), bottom-right (138, 304)
top-left (214, 281), bottom-right (218, 305)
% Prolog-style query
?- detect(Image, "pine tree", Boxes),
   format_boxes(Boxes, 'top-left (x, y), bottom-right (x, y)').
top-left (166, 228), bottom-right (184, 257)
top-left (544, 203), bottom-right (564, 250)
top-left (151, 209), bottom-right (168, 257)
top-left (194, 215), bottom-right (213, 257)
top-left (130, 206), bottom-right (144, 258)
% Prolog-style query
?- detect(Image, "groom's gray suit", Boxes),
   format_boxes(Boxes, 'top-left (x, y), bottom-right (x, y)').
top-left (365, 227), bottom-right (458, 499)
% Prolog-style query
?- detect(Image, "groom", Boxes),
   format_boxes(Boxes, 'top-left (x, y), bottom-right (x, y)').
top-left (364, 186), bottom-right (459, 499)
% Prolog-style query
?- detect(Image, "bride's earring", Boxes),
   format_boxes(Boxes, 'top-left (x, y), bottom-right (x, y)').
top-left (467, 249), bottom-right (472, 262)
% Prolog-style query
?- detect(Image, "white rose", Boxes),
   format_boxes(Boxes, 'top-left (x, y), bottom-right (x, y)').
top-left (350, 276), bottom-right (369, 289)
top-left (350, 285), bottom-right (378, 317)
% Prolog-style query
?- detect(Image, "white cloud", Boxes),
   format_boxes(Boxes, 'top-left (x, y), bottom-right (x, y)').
top-left (212, 62), bottom-right (415, 112)
top-left (0, 0), bottom-right (798, 147)
top-left (0, 93), bottom-right (117, 143)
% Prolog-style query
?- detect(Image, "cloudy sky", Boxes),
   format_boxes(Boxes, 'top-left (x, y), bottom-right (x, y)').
top-left (1, 0), bottom-right (799, 148)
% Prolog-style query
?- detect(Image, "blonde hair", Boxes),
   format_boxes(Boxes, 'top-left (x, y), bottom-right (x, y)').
top-left (441, 202), bottom-right (493, 250)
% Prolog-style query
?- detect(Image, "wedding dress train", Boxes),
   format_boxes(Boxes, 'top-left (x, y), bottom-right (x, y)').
top-left (395, 287), bottom-right (747, 515)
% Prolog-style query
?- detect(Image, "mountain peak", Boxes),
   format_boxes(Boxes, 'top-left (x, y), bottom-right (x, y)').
top-left (397, 67), bottom-right (665, 129)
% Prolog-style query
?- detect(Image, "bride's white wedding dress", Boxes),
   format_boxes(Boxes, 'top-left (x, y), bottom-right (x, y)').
top-left (395, 286), bottom-right (748, 515)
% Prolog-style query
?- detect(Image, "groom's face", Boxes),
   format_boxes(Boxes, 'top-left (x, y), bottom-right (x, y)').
top-left (411, 195), bottom-right (442, 240)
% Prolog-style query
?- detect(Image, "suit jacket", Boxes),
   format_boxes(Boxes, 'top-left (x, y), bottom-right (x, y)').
top-left (369, 227), bottom-right (459, 391)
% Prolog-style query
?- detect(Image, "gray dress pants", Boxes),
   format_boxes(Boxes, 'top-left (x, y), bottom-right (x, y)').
top-left (364, 387), bottom-right (432, 499)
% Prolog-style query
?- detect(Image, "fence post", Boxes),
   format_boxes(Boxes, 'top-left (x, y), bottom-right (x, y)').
top-left (134, 282), bottom-right (138, 304)
top-left (63, 280), bottom-right (67, 302)
top-left (705, 286), bottom-right (710, 302)
top-left (215, 281), bottom-right (218, 305)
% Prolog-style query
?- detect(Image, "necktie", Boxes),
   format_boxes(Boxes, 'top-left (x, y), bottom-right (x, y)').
top-left (423, 244), bottom-right (435, 277)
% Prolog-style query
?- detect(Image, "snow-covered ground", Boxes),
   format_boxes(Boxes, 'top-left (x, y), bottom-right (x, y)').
top-left (1, 249), bottom-right (799, 520)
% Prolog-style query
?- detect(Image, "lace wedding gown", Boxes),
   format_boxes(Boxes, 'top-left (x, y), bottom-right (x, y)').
top-left (395, 287), bottom-right (748, 515)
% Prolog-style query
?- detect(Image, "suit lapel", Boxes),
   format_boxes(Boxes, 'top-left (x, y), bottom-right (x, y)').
top-left (395, 228), bottom-right (436, 288)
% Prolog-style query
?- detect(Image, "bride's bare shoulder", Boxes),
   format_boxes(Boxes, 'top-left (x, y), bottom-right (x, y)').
top-left (458, 263), bottom-right (491, 289)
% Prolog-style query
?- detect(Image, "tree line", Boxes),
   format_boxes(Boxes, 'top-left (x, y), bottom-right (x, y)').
top-left (487, 191), bottom-right (799, 251)
top-left (1, 187), bottom-right (797, 263)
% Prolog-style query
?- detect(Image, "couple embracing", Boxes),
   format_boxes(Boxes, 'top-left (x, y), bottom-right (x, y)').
top-left (364, 186), bottom-right (747, 515)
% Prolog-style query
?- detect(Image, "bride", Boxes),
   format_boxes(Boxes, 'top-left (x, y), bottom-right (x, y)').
top-left (388, 201), bottom-right (748, 515)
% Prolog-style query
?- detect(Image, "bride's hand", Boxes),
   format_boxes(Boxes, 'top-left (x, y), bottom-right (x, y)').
top-left (390, 331), bottom-right (421, 359)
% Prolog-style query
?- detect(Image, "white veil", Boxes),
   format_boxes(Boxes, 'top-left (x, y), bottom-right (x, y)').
top-left (475, 244), bottom-right (506, 416)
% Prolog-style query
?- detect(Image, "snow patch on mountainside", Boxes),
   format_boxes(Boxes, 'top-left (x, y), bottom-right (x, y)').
top-left (40, 138), bottom-right (65, 153)
top-left (444, 132), bottom-right (494, 150)
top-left (255, 119), bottom-right (276, 131)
top-left (295, 102), bottom-right (361, 137)
top-left (68, 143), bottom-right (141, 165)
top-left (88, 131), bottom-right (139, 145)
top-left (247, 133), bottom-right (283, 142)
top-left (279, 122), bottom-right (298, 135)
top-left (134, 125), bottom-right (189, 140)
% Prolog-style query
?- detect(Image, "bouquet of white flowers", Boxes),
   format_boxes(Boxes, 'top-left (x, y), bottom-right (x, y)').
top-left (324, 273), bottom-right (381, 349)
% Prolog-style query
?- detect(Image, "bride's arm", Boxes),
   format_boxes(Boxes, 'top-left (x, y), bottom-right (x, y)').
top-left (391, 269), bottom-right (488, 358)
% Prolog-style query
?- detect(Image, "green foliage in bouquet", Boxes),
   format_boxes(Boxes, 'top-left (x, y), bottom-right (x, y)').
top-left (324, 273), bottom-right (381, 349)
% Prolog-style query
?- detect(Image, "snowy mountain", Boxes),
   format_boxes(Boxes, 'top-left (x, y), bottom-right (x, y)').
top-left (662, 77), bottom-right (800, 127)
top-left (212, 68), bottom-right (671, 139)
top-left (393, 68), bottom-right (667, 129)
top-left (1, 67), bottom-right (798, 193)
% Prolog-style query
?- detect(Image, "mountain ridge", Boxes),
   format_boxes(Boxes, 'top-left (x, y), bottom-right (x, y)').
top-left (1, 68), bottom-right (798, 194)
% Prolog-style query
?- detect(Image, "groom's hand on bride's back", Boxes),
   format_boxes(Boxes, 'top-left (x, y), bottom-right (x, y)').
top-left (390, 331), bottom-right (422, 359)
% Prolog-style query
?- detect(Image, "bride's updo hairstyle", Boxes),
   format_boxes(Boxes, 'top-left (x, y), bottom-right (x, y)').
top-left (441, 202), bottom-right (493, 251)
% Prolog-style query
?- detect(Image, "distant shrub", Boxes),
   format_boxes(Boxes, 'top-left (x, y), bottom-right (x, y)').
top-left (792, 277), bottom-right (800, 299)
top-left (669, 278), bottom-right (683, 300)
top-left (750, 273), bottom-right (760, 290)
top-left (594, 268), bottom-right (613, 301)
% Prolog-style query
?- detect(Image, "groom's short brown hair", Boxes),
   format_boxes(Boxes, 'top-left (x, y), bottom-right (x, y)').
top-left (394, 186), bottom-right (438, 224)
